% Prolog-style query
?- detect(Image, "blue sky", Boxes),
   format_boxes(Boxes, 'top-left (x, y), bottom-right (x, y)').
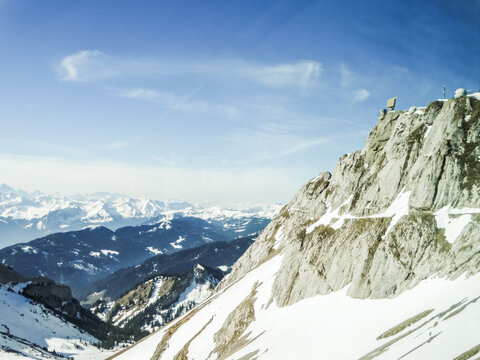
top-left (0, 0), bottom-right (479, 203)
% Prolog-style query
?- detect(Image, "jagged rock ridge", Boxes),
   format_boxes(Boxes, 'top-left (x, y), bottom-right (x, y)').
top-left (111, 94), bottom-right (480, 360)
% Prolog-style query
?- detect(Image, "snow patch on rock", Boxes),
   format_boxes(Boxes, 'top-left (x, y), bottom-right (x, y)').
top-left (434, 205), bottom-right (480, 243)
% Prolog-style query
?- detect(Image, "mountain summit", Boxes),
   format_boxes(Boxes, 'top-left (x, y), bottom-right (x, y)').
top-left (112, 93), bottom-right (480, 360)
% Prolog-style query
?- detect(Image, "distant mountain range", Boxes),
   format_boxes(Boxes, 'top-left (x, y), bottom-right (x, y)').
top-left (0, 216), bottom-right (260, 296)
top-left (0, 183), bottom-right (281, 247)
top-left (79, 236), bottom-right (254, 302)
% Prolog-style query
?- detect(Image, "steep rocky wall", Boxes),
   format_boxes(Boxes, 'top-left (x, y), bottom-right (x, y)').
top-left (218, 96), bottom-right (480, 306)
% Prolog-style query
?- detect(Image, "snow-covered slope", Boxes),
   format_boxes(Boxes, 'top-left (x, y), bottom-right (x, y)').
top-left (0, 186), bottom-right (281, 247)
top-left (111, 94), bottom-right (480, 359)
top-left (111, 257), bottom-right (480, 360)
top-left (0, 282), bottom-right (116, 360)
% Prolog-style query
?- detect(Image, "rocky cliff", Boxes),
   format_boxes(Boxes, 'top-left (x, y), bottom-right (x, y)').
top-left (111, 93), bottom-right (480, 360)
top-left (220, 94), bottom-right (480, 305)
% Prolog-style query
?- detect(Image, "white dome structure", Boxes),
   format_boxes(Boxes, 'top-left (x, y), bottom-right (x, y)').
top-left (454, 88), bottom-right (467, 98)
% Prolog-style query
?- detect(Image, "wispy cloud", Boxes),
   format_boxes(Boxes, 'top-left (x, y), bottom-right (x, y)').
top-left (251, 136), bottom-right (329, 163)
top-left (57, 50), bottom-right (322, 89)
top-left (58, 50), bottom-right (107, 82)
top-left (115, 88), bottom-right (161, 100)
top-left (252, 61), bottom-right (322, 88)
top-left (113, 86), bottom-right (237, 116)
top-left (335, 64), bottom-right (373, 105)
top-left (113, 87), bottom-right (196, 106)
top-left (150, 155), bottom-right (175, 166)
top-left (339, 63), bottom-right (353, 88)
top-left (353, 88), bottom-right (370, 103)
top-left (104, 141), bottom-right (129, 150)
top-left (224, 120), bottom-right (329, 164)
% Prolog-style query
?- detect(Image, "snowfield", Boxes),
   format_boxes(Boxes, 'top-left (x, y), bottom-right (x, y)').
top-left (111, 255), bottom-right (480, 360)
top-left (0, 284), bottom-right (117, 360)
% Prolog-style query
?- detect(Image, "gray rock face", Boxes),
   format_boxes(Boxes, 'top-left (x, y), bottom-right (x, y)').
top-left (22, 280), bottom-right (75, 312)
top-left (219, 96), bottom-right (480, 306)
top-left (0, 264), bottom-right (26, 284)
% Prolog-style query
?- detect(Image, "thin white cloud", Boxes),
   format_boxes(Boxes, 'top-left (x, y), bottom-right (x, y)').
top-left (224, 122), bottom-right (329, 164)
top-left (339, 63), bottom-right (353, 88)
top-left (353, 89), bottom-right (370, 103)
top-left (113, 86), bottom-right (237, 116)
top-left (150, 155), bottom-right (175, 166)
top-left (254, 61), bottom-right (322, 88)
top-left (251, 137), bottom-right (329, 163)
top-left (57, 50), bottom-right (322, 89)
top-left (104, 141), bottom-right (129, 150)
top-left (58, 50), bottom-right (106, 82)
top-left (114, 87), bottom-right (192, 106)
top-left (116, 88), bottom-right (161, 100)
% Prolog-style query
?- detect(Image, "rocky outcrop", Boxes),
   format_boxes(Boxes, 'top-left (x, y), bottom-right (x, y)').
top-left (1, 264), bottom-right (74, 311)
top-left (22, 278), bottom-right (73, 311)
top-left (0, 263), bottom-right (26, 284)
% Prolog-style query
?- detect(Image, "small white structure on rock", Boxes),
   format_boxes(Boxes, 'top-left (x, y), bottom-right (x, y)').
top-left (454, 88), bottom-right (467, 98)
